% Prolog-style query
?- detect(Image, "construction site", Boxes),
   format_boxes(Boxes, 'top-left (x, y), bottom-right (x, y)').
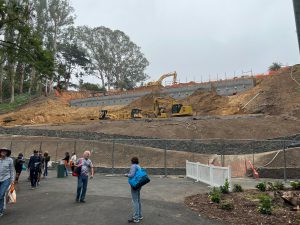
top-left (0, 65), bottom-right (299, 179)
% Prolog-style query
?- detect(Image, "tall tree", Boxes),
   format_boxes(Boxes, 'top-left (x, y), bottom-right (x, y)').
top-left (77, 26), bottom-right (149, 90)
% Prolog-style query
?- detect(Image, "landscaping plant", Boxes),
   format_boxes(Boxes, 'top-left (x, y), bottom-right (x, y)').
top-left (258, 194), bottom-right (272, 215)
top-left (220, 200), bottom-right (234, 211)
top-left (273, 181), bottom-right (284, 191)
top-left (290, 181), bottom-right (300, 190)
top-left (220, 179), bottom-right (230, 194)
top-left (209, 187), bottom-right (221, 203)
top-left (256, 182), bottom-right (267, 192)
top-left (233, 184), bottom-right (243, 192)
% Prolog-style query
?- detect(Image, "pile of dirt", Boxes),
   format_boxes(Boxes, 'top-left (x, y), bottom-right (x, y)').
top-left (230, 67), bottom-right (300, 118)
top-left (0, 96), bottom-right (122, 126)
top-left (181, 90), bottom-right (241, 115)
top-left (120, 93), bottom-right (175, 113)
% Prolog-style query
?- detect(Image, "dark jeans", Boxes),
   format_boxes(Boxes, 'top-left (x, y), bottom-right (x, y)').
top-left (43, 163), bottom-right (48, 177)
top-left (76, 176), bottom-right (88, 201)
top-left (30, 169), bottom-right (39, 187)
top-left (0, 179), bottom-right (10, 213)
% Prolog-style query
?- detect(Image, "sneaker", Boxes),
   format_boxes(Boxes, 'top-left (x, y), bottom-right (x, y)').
top-left (0, 212), bottom-right (3, 217)
top-left (31, 187), bottom-right (35, 190)
top-left (80, 200), bottom-right (86, 203)
top-left (128, 219), bottom-right (140, 223)
top-left (139, 217), bottom-right (143, 220)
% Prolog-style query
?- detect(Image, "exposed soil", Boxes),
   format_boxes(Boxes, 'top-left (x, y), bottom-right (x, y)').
top-left (185, 190), bottom-right (299, 225)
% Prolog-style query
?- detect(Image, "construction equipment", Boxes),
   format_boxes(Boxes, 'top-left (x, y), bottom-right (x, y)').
top-left (171, 103), bottom-right (193, 117)
top-left (146, 72), bottom-right (177, 87)
top-left (99, 110), bottom-right (109, 120)
top-left (153, 97), bottom-right (193, 118)
top-left (131, 108), bottom-right (143, 119)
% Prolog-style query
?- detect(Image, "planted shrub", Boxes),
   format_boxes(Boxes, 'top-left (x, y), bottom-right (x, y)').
top-left (209, 187), bottom-right (221, 203)
top-left (273, 181), bottom-right (284, 191)
top-left (290, 181), bottom-right (300, 190)
top-left (256, 182), bottom-right (267, 192)
top-left (220, 200), bottom-right (234, 211)
top-left (258, 194), bottom-right (272, 215)
top-left (233, 184), bottom-right (243, 193)
top-left (220, 179), bottom-right (230, 194)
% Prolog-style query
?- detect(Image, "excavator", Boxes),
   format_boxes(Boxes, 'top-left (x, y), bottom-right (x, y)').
top-left (146, 72), bottom-right (177, 87)
top-left (131, 108), bottom-right (143, 119)
top-left (153, 97), bottom-right (193, 118)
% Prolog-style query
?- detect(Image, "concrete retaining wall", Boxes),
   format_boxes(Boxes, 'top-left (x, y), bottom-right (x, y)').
top-left (70, 78), bottom-right (255, 107)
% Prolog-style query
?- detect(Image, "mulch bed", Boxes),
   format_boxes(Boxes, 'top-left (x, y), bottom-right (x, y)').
top-left (185, 190), bottom-right (299, 225)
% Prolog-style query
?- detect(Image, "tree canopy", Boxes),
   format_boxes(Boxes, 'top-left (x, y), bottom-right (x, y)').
top-left (0, 0), bottom-right (149, 103)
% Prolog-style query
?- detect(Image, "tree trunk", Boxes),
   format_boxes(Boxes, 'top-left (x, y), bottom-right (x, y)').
top-left (10, 63), bottom-right (16, 103)
top-left (28, 67), bottom-right (36, 95)
top-left (0, 63), bottom-right (3, 103)
top-left (19, 64), bottom-right (25, 94)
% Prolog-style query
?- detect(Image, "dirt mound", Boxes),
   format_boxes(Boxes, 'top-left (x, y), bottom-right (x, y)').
top-left (0, 96), bottom-right (122, 126)
top-left (230, 67), bottom-right (300, 118)
top-left (181, 90), bottom-right (241, 115)
top-left (120, 93), bottom-right (174, 113)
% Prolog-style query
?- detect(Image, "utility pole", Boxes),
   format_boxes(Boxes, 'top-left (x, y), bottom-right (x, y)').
top-left (293, 0), bottom-right (300, 55)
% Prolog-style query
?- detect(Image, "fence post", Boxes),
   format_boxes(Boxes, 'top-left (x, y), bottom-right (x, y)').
top-left (10, 141), bottom-right (12, 150)
top-left (186, 160), bottom-right (188, 178)
top-left (283, 140), bottom-right (287, 182)
top-left (39, 141), bottom-right (42, 152)
top-left (112, 139), bottom-right (115, 175)
top-left (252, 142), bottom-right (255, 168)
top-left (209, 165), bottom-right (214, 187)
top-left (196, 163), bottom-right (200, 182)
top-left (228, 166), bottom-right (232, 191)
top-left (164, 144), bottom-right (167, 178)
top-left (55, 142), bottom-right (58, 162)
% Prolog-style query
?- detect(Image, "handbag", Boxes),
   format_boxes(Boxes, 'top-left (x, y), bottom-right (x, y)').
top-left (128, 165), bottom-right (150, 190)
top-left (7, 184), bottom-right (16, 204)
top-left (72, 160), bottom-right (82, 177)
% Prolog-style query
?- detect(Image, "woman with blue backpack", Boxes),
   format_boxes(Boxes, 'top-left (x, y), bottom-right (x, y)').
top-left (125, 157), bottom-right (150, 224)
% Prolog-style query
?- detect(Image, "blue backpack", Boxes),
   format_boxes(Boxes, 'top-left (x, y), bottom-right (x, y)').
top-left (128, 165), bottom-right (150, 190)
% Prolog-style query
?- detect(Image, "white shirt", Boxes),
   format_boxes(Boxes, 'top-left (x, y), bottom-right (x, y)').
top-left (70, 155), bottom-right (77, 163)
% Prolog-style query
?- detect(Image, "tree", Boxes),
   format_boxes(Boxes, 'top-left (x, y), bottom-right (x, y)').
top-left (80, 82), bottom-right (105, 92)
top-left (269, 62), bottom-right (282, 72)
top-left (77, 26), bottom-right (149, 90)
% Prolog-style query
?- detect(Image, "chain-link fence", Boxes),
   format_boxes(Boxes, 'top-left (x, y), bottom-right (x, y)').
top-left (1, 136), bottom-right (299, 179)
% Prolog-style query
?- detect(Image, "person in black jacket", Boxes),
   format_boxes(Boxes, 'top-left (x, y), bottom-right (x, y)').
top-left (28, 150), bottom-right (41, 189)
top-left (14, 153), bottom-right (25, 183)
top-left (43, 152), bottom-right (50, 178)
top-left (62, 152), bottom-right (70, 177)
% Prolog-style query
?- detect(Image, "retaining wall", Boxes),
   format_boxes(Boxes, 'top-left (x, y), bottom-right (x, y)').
top-left (70, 78), bottom-right (255, 107)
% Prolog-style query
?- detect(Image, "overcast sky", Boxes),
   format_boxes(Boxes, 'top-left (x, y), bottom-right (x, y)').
top-left (71, 0), bottom-right (299, 84)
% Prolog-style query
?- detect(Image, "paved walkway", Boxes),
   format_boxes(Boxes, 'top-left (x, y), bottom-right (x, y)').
top-left (1, 172), bottom-right (225, 225)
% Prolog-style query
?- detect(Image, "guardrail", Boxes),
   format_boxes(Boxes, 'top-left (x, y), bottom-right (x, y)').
top-left (186, 160), bottom-right (231, 189)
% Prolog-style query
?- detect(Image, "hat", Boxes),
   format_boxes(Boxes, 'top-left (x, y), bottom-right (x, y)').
top-left (0, 148), bottom-right (11, 157)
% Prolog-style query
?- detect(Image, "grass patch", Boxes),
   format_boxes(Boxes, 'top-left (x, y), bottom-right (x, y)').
top-left (0, 94), bottom-right (31, 114)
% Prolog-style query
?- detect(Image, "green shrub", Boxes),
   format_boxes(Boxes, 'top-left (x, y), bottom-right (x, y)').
top-left (220, 179), bottom-right (230, 194)
top-left (233, 184), bottom-right (243, 192)
top-left (209, 187), bottom-right (221, 203)
top-left (273, 181), bottom-right (285, 191)
top-left (256, 182), bottom-right (267, 192)
top-left (290, 181), bottom-right (300, 190)
top-left (258, 194), bottom-right (272, 215)
top-left (220, 200), bottom-right (234, 211)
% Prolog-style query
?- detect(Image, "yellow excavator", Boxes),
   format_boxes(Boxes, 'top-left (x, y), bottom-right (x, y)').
top-left (146, 71), bottom-right (177, 87)
top-left (131, 108), bottom-right (143, 119)
top-left (153, 97), bottom-right (193, 118)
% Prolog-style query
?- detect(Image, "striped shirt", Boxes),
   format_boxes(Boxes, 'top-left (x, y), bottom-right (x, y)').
top-left (0, 157), bottom-right (15, 183)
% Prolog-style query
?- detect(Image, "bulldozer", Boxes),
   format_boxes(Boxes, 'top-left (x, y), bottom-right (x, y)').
top-left (99, 110), bottom-right (109, 120)
top-left (153, 97), bottom-right (193, 118)
top-left (131, 108), bottom-right (143, 119)
top-left (146, 71), bottom-right (177, 87)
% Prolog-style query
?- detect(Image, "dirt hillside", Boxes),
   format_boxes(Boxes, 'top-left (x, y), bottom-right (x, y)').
top-left (230, 67), bottom-right (300, 118)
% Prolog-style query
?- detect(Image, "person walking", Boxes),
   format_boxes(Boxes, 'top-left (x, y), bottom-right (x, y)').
top-left (0, 148), bottom-right (14, 217)
top-left (28, 150), bottom-right (41, 189)
top-left (70, 152), bottom-right (77, 173)
top-left (14, 153), bottom-right (25, 183)
top-left (37, 150), bottom-right (44, 184)
top-left (62, 152), bottom-right (70, 177)
top-left (76, 151), bottom-right (94, 203)
top-left (43, 152), bottom-right (50, 178)
top-left (126, 157), bottom-right (143, 223)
